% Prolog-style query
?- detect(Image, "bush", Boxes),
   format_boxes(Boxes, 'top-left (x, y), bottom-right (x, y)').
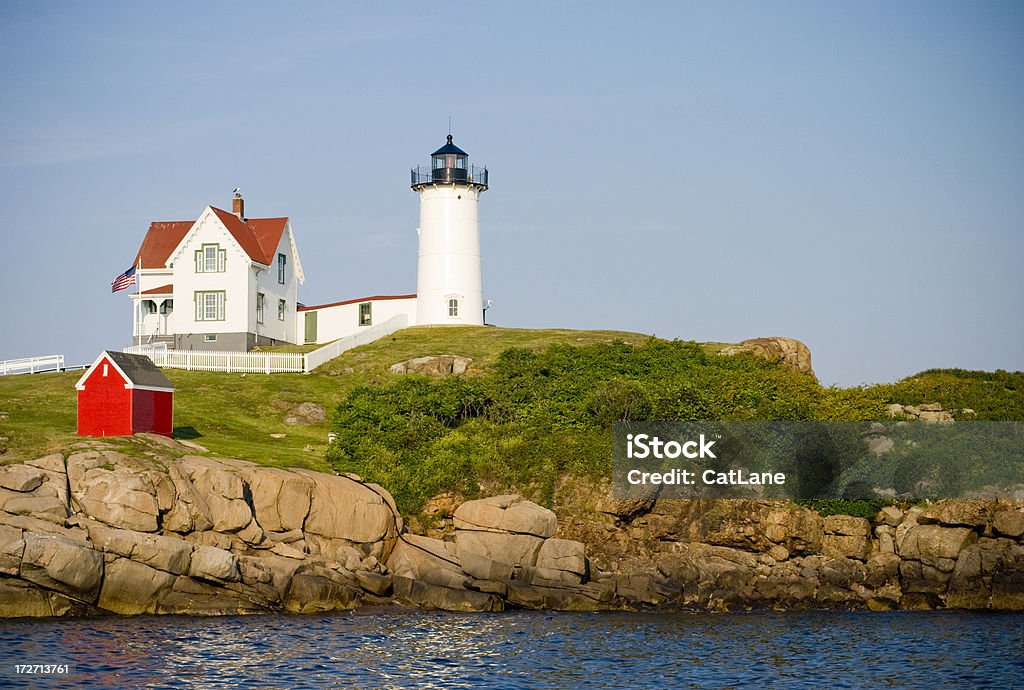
top-left (326, 341), bottom-right (1023, 514)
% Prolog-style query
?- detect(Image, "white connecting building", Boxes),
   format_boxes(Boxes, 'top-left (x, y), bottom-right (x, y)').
top-left (126, 135), bottom-right (489, 350)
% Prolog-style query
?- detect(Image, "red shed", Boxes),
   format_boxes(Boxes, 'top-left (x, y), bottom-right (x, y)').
top-left (76, 351), bottom-right (174, 437)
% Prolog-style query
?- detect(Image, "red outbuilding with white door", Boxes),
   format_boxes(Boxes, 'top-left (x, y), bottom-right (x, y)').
top-left (76, 350), bottom-right (174, 437)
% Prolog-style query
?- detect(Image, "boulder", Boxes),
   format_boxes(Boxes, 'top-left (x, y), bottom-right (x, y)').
top-left (877, 506), bottom-right (904, 527)
top-left (536, 538), bottom-right (588, 577)
top-left (188, 545), bottom-right (240, 583)
top-left (355, 571), bottom-right (392, 597)
top-left (392, 576), bottom-right (502, 612)
top-left (26, 454), bottom-right (66, 475)
top-left (505, 581), bottom-right (613, 611)
top-left (20, 532), bottom-right (103, 602)
top-left (455, 530), bottom-right (544, 567)
top-left (822, 534), bottom-right (871, 561)
top-left (299, 471), bottom-right (399, 558)
top-left (389, 355), bottom-right (472, 376)
top-left (0, 465), bottom-right (45, 492)
top-left (993, 510), bottom-right (1024, 539)
top-left (283, 402), bottom-right (327, 425)
top-left (0, 524), bottom-right (24, 575)
top-left (0, 579), bottom-right (78, 618)
top-left (453, 495), bottom-right (556, 537)
top-left (898, 525), bottom-right (978, 570)
top-left (0, 494), bottom-right (68, 524)
top-left (919, 501), bottom-right (994, 529)
top-left (386, 535), bottom-right (466, 590)
top-left (246, 467), bottom-right (313, 533)
top-left (719, 337), bottom-right (813, 375)
top-left (458, 549), bottom-right (515, 582)
top-left (163, 463), bottom-right (215, 533)
top-left (84, 521), bottom-right (192, 575)
top-left (179, 457), bottom-right (253, 533)
top-left (69, 459), bottom-right (159, 533)
top-left (157, 575), bottom-right (268, 615)
top-left (284, 570), bottom-right (360, 613)
top-left (824, 515), bottom-right (871, 538)
top-left (99, 558), bottom-right (176, 614)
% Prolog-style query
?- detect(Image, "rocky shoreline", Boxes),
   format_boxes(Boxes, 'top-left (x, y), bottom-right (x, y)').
top-left (1, 437), bottom-right (1022, 616)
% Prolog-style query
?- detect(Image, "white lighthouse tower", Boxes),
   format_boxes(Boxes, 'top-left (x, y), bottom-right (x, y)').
top-left (411, 134), bottom-right (489, 326)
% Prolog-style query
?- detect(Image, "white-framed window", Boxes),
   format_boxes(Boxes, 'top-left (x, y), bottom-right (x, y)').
top-left (278, 299), bottom-right (286, 321)
top-left (447, 298), bottom-right (459, 318)
top-left (195, 243), bottom-right (226, 273)
top-left (256, 292), bottom-right (265, 324)
top-left (278, 253), bottom-right (286, 284)
top-left (194, 291), bottom-right (225, 321)
top-left (359, 302), bottom-right (372, 326)
top-left (204, 334), bottom-right (217, 342)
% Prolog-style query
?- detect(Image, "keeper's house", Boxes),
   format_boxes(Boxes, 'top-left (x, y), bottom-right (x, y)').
top-left (76, 351), bottom-right (175, 437)
top-left (130, 192), bottom-right (304, 351)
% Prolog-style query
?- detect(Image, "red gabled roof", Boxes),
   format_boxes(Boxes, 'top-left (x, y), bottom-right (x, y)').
top-left (134, 221), bottom-right (193, 269)
top-left (210, 207), bottom-right (288, 266)
top-left (297, 294), bottom-right (417, 312)
top-left (133, 207), bottom-right (290, 269)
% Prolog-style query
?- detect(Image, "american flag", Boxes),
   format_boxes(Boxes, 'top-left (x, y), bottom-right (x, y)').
top-left (111, 266), bottom-right (136, 293)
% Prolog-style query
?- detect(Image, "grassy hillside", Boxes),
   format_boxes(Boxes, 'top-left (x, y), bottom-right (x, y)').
top-left (0, 327), bottom-right (655, 468)
top-left (2, 326), bottom-right (1021, 515)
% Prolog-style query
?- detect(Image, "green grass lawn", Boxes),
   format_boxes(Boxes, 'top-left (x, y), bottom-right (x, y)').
top-left (0, 325), bottom-right (660, 470)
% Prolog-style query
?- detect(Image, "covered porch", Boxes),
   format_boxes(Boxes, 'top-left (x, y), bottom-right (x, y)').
top-left (131, 284), bottom-right (175, 346)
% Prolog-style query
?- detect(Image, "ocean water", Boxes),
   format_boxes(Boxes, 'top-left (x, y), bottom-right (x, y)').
top-left (1, 609), bottom-right (1022, 688)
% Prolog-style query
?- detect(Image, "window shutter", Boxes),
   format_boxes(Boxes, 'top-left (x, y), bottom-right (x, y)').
top-left (218, 249), bottom-right (226, 272)
top-left (217, 293), bottom-right (225, 320)
top-left (194, 293), bottom-right (201, 320)
top-left (195, 250), bottom-right (202, 273)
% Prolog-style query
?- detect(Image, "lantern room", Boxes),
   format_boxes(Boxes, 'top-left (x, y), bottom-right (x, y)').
top-left (411, 134), bottom-right (488, 190)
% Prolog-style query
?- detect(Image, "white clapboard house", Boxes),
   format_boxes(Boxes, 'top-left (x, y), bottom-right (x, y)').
top-left (130, 192), bottom-right (304, 351)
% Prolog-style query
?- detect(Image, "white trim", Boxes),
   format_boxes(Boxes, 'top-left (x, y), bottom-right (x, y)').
top-left (134, 385), bottom-right (176, 394)
top-left (167, 207), bottom-right (253, 269)
top-left (286, 221), bottom-right (305, 284)
top-left (75, 351), bottom-right (174, 392)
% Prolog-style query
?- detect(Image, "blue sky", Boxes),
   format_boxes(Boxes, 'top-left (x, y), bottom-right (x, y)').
top-left (1, 1), bottom-right (1021, 386)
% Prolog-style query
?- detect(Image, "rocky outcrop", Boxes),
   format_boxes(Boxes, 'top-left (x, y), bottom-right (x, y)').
top-left (0, 440), bottom-right (400, 617)
top-left (719, 337), bottom-right (814, 376)
top-left (2, 437), bottom-right (1022, 616)
top-left (886, 402), bottom-right (955, 423)
top-left (389, 355), bottom-right (472, 376)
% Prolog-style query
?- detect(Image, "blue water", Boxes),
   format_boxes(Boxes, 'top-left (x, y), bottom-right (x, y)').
top-left (1, 609), bottom-right (1022, 688)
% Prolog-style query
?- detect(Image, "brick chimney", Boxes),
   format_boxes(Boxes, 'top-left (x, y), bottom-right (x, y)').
top-left (232, 188), bottom-right (245, 220)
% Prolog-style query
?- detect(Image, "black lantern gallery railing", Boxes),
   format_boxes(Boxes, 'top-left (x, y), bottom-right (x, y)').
top-left (411, 165), bottom-right (489, 189)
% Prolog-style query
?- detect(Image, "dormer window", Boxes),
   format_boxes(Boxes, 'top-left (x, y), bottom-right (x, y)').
top-left (196, 244), bottom-right (226, 273)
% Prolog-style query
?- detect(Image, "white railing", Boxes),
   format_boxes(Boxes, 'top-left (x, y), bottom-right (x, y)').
top-left (304, 314), bottom-right (409, 371)
top-left (123, 346), bottom-right (305, 374)
top-left (122, 315), bottom-right (409, 374)
top-left (0, 355), bottom-right (65, 376)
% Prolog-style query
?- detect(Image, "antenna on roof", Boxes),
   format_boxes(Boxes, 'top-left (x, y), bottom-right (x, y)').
top-left (448, 116), bottom-right (452, 136)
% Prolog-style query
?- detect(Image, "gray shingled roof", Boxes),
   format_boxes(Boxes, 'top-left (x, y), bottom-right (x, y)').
top-left (105, 351), bottom-right (174, 390)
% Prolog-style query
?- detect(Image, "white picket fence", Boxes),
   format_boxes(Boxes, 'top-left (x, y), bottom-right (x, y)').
top-left (0, 354), bottom-right (65, 376)
top-left (123, 314), bottom-right (409, 374)
top-left (304, 314), bottom-right (408, 371)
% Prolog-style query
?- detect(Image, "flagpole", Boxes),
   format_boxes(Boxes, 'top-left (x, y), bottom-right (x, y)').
top-left (135, 256), bottom-right (141, 346)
